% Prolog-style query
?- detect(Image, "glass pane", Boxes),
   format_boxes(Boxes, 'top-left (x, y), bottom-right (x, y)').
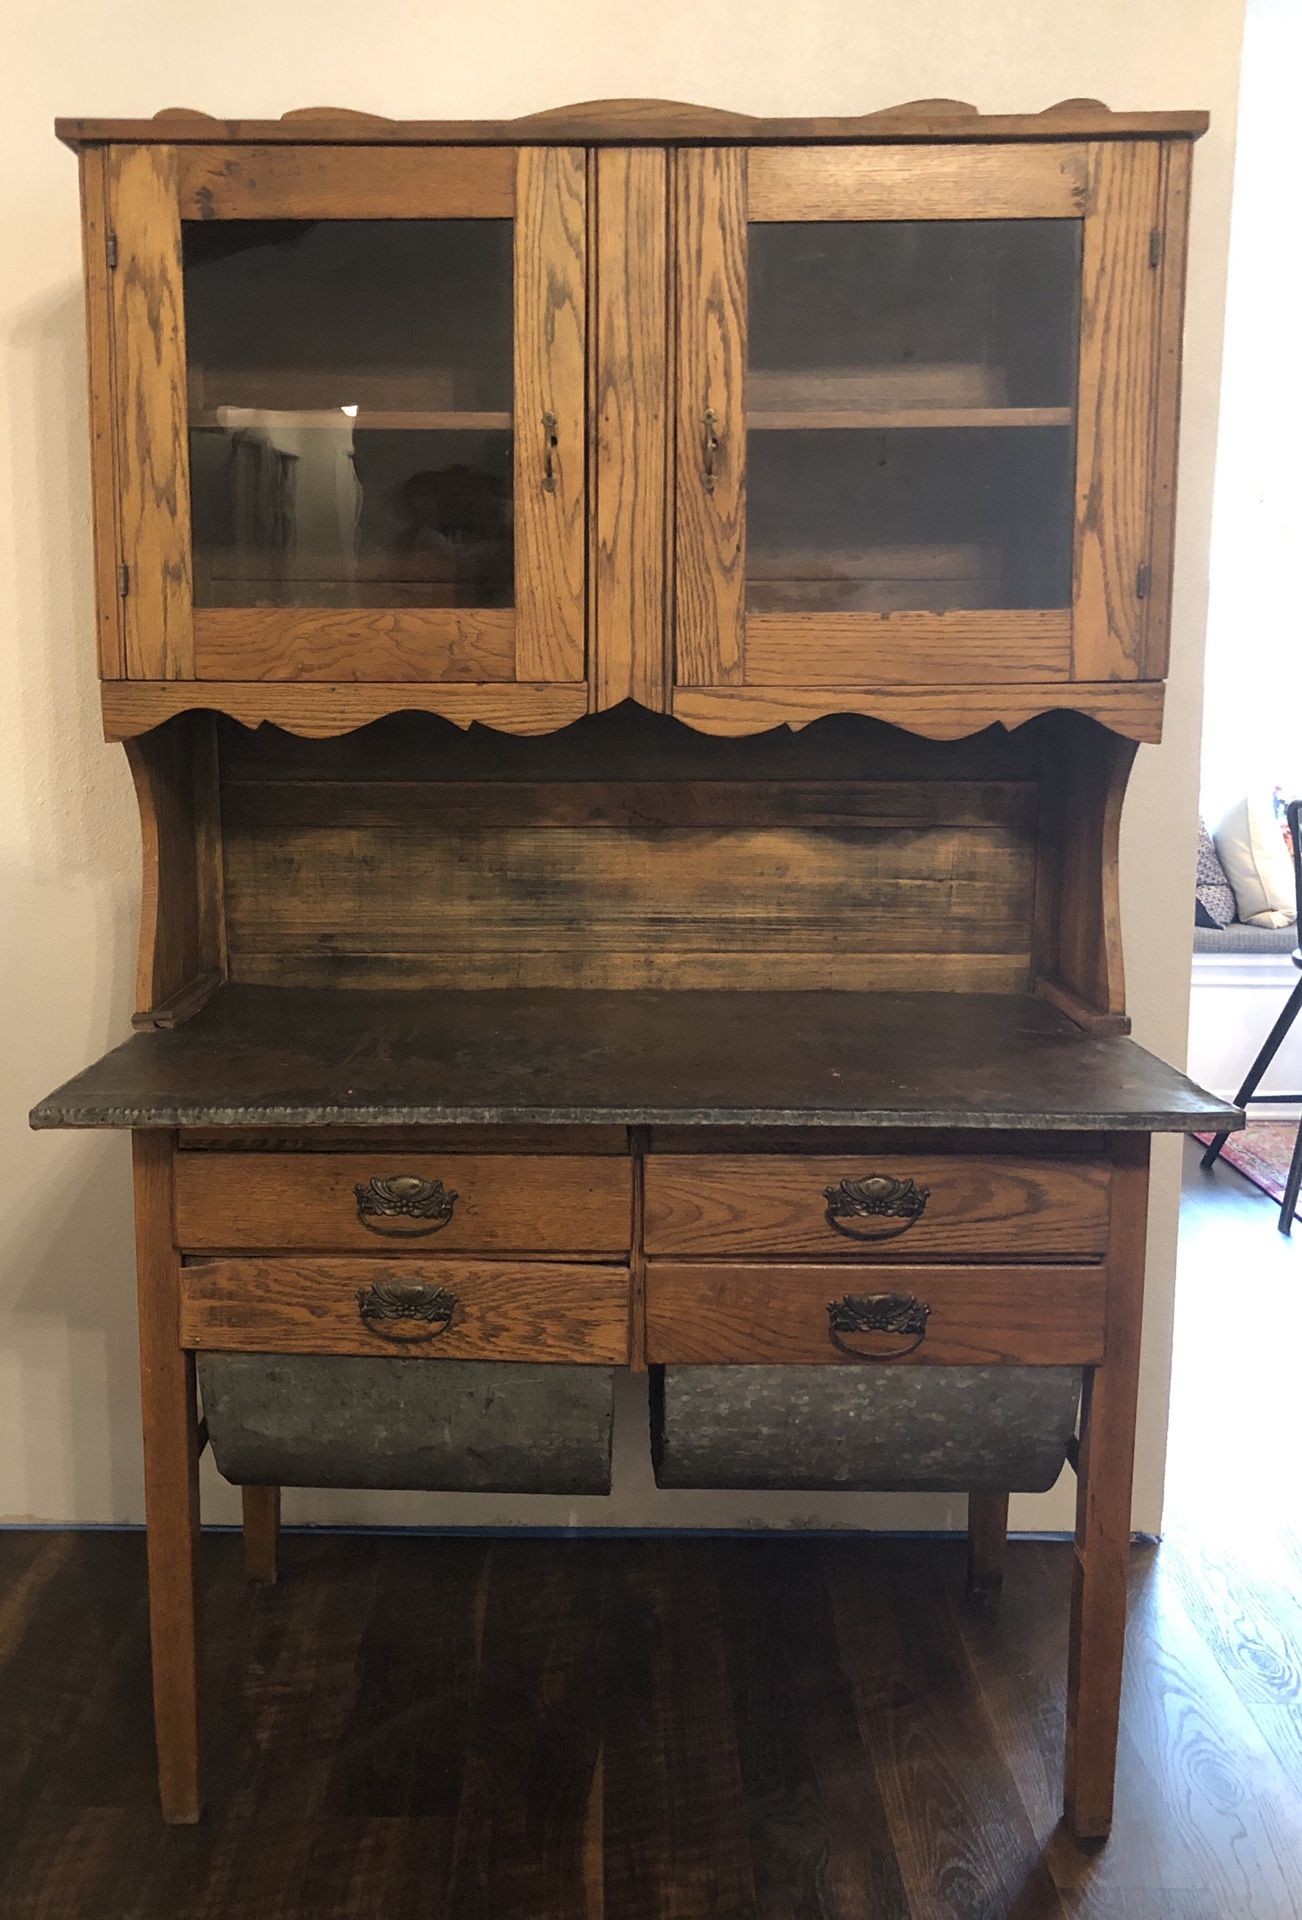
top-left (746, 220), bottom-right (1080, 614)
top-left (183, 220), bottom-right (513, 609)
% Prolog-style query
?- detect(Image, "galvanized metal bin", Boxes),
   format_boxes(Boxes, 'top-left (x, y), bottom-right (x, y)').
top-left (198, 1354), bottom-right (615, 1495)
top-left (652, 1365), bottom-right (1082, 1492)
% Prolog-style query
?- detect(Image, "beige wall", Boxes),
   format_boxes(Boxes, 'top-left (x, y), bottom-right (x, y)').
top-left (0, 0), bottom-right (1245, 1532)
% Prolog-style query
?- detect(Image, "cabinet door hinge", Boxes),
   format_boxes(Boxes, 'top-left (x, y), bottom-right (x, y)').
top-left (1135, 560), bottom-right (1150, 601)
top-left (116, 562), bottom-right (130, 598)
top-left (106, 230), bottom-right (119, 270)
top-left (1148, 228), bottom-right (1162, 270)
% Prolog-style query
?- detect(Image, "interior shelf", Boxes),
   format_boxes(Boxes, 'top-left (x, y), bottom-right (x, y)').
top-left (747, 406), bottom-right (1073, 431)
top-left (192, 407), bottom-right (513, 431)
top-left (196, 404), bottom-right (1074, 434)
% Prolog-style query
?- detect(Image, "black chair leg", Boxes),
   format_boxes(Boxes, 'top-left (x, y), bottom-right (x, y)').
top-left (1279, 1115), bottom-right (1302, 1235)
top-left (1201, 975), bottom-right (1302, 1170)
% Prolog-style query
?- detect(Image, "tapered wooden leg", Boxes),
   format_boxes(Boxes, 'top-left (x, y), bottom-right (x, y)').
top-left (1064, 1134), bottom-right (1150, 1841)
top-left (241, 1486), bottom-right (281, 1584)
top-left (133, 1131), bottom-right (203, 1826)
top-left (966, 1492), bottom-right (1009, 1608)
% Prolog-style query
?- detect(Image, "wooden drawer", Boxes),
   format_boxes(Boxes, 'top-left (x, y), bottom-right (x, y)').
top-left (644, 1154), bottom-right (1109, 1259)
top-left (181, 1257), bottom-right (631, 1364)
top-left (646, 1262), bottom-right (1106, 1367)
top-left (174, 1153), bottom-right (631, 1255)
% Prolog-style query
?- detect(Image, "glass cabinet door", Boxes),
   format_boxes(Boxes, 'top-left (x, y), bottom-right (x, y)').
top-left (185, 220), bottom-right (516, 617)
top-left (674, 143), bottom-right (1167, 697)
top-left (106, 145), bottom-right (586, 687)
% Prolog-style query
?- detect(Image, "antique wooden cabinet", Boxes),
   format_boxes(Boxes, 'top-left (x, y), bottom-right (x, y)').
top-left (34, 98), bottom-right (1238, 1843)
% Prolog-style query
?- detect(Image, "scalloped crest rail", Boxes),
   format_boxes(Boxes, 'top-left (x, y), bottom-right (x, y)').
top-left (56, 97), bottom-right (1210, 146)
top-left (98, 681), bottom-right (1166, 743)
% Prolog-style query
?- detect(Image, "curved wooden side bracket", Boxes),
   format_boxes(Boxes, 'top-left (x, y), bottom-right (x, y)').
top-left (125, 712), bottom-right (225, 1026)
top-left (1031, 713), bottom-right (1138, 1031)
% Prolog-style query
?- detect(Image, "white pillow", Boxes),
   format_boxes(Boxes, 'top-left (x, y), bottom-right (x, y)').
top-left (1213, 795), bottom-right (1296, 928)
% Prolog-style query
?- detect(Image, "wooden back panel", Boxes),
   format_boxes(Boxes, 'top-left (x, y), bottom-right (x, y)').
top-left (217, 709), bottom-right (1045, 992)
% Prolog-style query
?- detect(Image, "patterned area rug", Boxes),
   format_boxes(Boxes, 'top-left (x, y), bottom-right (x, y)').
top-left (1197, 1118), bottom-right (1302, 1218)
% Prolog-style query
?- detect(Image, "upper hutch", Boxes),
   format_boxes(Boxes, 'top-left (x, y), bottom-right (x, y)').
top-left (36, 98), bottom-right (1235, 1847)
top-left (67, 96), bottom-right (1195, 752)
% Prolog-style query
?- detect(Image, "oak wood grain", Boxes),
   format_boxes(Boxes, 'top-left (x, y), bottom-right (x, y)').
top-left (645, 1261), bottom-right (1106, 1366)
top-left (674, 148), bottom-right (747, 686)
top-left (1035, 716), bottom-right (1137, 1020)
top-left (514, 147), bottom-right (587, 681)
top-left (180, 1256), bottom-right (631, 1364)
top-left (671, 682), bottom-right (1165, 742)
top-left (629, 1124), bottom-right (649, 1371)
top-left (746, 610), bottom-right (1073, 686)
top-left (107, 145), bottom-right (193, 679)
top-left (644, 1152), bottom-right (1111, 1258)
top-left (176, 144), bottom-right (515, 219)
top-left (100, 681), bottom-right (589, 740)
top-left (1064, 1133), bottom-right (1152, 1838)
top-left (125, 715), bottom-right (225, 1020)
top-left (1073, 141), bottom-right (1163, 681)
top-left (1143, 138), bottom-right (1194, 679)
top-left (193, 713), bottom-right (226, 983)
top-left (100, 677), bottom-right (1165, 745)
top-left (192, 608), bottom-right (517, 683)
top-left (174, 1150), bottom-right (632, 1254)
top-left (132, 1130), bottom-right (202, 1824)
top-left (57, 101), bottom-right (1212, 148)
top-left (749, 143), bottom-right (1088, 220)
top-left (77, 146), bottom-right (126, 677)
top-left (594, 147), bottom-right (669, 712)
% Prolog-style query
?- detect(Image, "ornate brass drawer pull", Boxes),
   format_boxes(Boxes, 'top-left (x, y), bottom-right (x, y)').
top-left (354, 1175), bottom-right (458, 1238)
top-left (356, 1279), bottom-right (458, 1344)
top-left (823, 1173), bottom-right (930, 1242)
top-left (827, 1292), bottom-right (931, 1360)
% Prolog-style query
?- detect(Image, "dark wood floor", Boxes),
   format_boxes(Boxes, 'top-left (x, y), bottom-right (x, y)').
top-left (2, 1143), bottom-right (1301, 1920)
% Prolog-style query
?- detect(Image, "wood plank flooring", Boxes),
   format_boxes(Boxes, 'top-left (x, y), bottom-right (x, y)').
top-left (1, 1142), bottom-right (1299, 1919)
